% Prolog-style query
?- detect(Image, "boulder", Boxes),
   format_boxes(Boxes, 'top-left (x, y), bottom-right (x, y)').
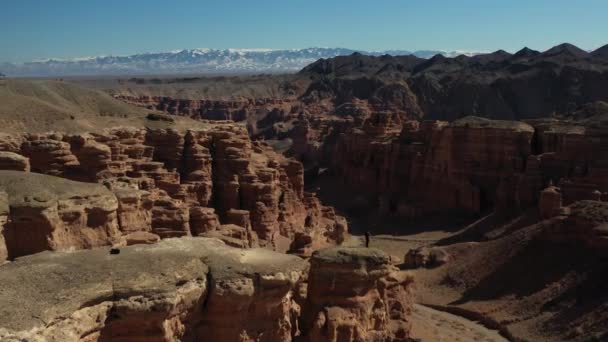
top-left (403, 246), bottom-right (450, 269)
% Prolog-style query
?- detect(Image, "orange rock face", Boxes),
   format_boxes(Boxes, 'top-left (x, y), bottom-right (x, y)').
top-left (331, 117), bottom-right (535, 217)
top-left (0, 239), bottom-right (415, 341)
top-left (303, 247), bottom-right (414, 342)
top-left (0, 171), bottom-right (122, 259)
top-left (306, 115), bottom-right (608, 219)
top-left (0, 123), bottom-right (347, 258)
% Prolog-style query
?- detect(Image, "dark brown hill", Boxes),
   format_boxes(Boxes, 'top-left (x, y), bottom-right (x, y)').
top-left (300, 43), bottom-right (608, 121)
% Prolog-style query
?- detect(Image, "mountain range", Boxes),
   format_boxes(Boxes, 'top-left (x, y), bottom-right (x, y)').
top-left (0, 48), bottom-right (485, 77)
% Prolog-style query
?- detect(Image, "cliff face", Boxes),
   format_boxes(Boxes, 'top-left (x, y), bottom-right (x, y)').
top-left (0, 239), bottom-right (414, 342)
top-left (304, 247), bottom-right (414, 342)
top-left (330, 117), bottom-right (533, 216)
top-left (0, 171), bottom-right (121, 258)
top-left (325, 115), bottom-right (608, 218)
top-left (0, 122), bottom-right (347, 261)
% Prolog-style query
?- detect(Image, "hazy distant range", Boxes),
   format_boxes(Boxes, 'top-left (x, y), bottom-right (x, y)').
top-left (0, 48), bottom-right (483, 77)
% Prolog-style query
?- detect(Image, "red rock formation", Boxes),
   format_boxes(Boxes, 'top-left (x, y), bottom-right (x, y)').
top-left (0, 152), bottom-right (29, 172)
top-left (531, 120), bottom-right (608, 206)
top-left (189, 206), bottom-right (220, 235)
top-left (0, 171), bottom-right (121, 259)
top-left (0, 123), bottom-right (347, 258)
top-left (20, 134), bottom-right (80, 176)
top-left (307, 115), bottom-right (608, 220)
top-left (541, 200), bottom-right (608, 250)
top-left (303, 247), bottom-right (414, 341)
top-left (0, 239), bottom-right (415, 342)
top-left (331, 116), bottom-right (535, 217)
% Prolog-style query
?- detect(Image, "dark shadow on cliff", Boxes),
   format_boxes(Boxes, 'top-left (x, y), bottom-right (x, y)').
top-left (304, 168), bottom-right (475, 236)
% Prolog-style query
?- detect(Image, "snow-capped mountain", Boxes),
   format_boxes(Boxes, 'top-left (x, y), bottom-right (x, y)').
top-left (0, 48), bottom-right (484, 77)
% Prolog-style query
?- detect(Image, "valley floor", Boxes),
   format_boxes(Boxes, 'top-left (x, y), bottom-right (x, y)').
top-left (411, 304), bottom-right (507, 342)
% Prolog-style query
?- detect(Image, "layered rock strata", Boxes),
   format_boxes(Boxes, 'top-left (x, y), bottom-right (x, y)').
top-left (0, 238), bottom-right (414, 342)
top-left (324, 116), bottom-right (608, 218)
top-left (331, 116), bottom-right (535, 216)
top-left (0, 123), bottom-right (347, 259)
top-left (303, 247), bottom-right (414, 342)
top-left (541, 200), bottom-right (608, 250)
top-left (0, 171), bottom-right (120, 259)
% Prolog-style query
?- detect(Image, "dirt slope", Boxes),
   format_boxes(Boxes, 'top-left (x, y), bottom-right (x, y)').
top-left (0, 79), bottom-right (151, 133)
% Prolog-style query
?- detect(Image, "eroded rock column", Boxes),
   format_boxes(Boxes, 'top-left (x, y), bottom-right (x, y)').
top-left (303, 247), bottom-right (414, 342)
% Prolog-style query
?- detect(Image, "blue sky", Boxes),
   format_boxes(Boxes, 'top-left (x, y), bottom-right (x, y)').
top-left (1, 0), bottom-right (607, 63)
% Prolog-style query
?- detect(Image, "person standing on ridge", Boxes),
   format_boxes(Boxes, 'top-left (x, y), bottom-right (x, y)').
top-left (365, 231), bottom-right (371, 248)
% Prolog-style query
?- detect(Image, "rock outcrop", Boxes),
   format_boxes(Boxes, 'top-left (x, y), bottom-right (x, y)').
top-left (0, 152), bottom-right (30, 172)
top-left (303, 247), bottom-right (414, 342)
top-left (330, 117), bottom-right (536, 217)
top-left (541, 200), bottom-right (608, 250)
top-left (0, 238), bottom-right (302, 341)
top-left (403, 246), bottom-right (450, 269)
top-left (297, 115), bottom-right (608, 220)
top-left (0, 170), bottom-right (121, 259)
top-left (0, 238), bottom-right (414, 342)
top-left (0, 122), bottom-right (347, 259)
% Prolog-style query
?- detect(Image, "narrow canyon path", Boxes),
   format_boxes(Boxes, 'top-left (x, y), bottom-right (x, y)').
top-left (411, 304), bottom-right (508, 342)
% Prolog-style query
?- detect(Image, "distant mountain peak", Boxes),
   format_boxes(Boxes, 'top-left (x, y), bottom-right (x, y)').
top-left (492, 49), bottom-right (511, 56)
top-left (3, 45), bottom-right (600, 77)
top-left (592, 44), bottom-right (608, 58)
top-left (542, 43), bottom-right (589, 57)
top-left (513, 47), bottom-right (541, 59)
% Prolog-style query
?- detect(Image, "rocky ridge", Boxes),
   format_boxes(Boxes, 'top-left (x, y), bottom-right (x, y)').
top-left (322, 115), bottom-right (608, 219)
top-left (109, 43), bottom-right (608, 130)
top-left (0, 121), bottom-right (347, 261)
top-left (0, 238), bottom-right (414, 342)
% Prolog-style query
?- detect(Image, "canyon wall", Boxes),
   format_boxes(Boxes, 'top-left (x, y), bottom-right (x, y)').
top-left (304, 247), bottom-right (413, 341)
top-left (101, 97), bottom-right (608, 221)
top-left (0, 238), bottom-right (414, 342)
top-left (323, 115), bottom-right (608, 218)
top-left (0, 122), bottom-right (347, 260)
top-left (115, 95), bottom-right (296, 123)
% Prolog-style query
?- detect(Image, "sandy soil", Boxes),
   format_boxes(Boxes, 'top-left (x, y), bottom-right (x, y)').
top-left (411, 304), bottom-right (508, 342)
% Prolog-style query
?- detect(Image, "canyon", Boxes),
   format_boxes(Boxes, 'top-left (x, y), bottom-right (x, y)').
top-left (0, 119), bottom-right (347, 260)
top-left (1, 43), bottom-right (608, 341)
